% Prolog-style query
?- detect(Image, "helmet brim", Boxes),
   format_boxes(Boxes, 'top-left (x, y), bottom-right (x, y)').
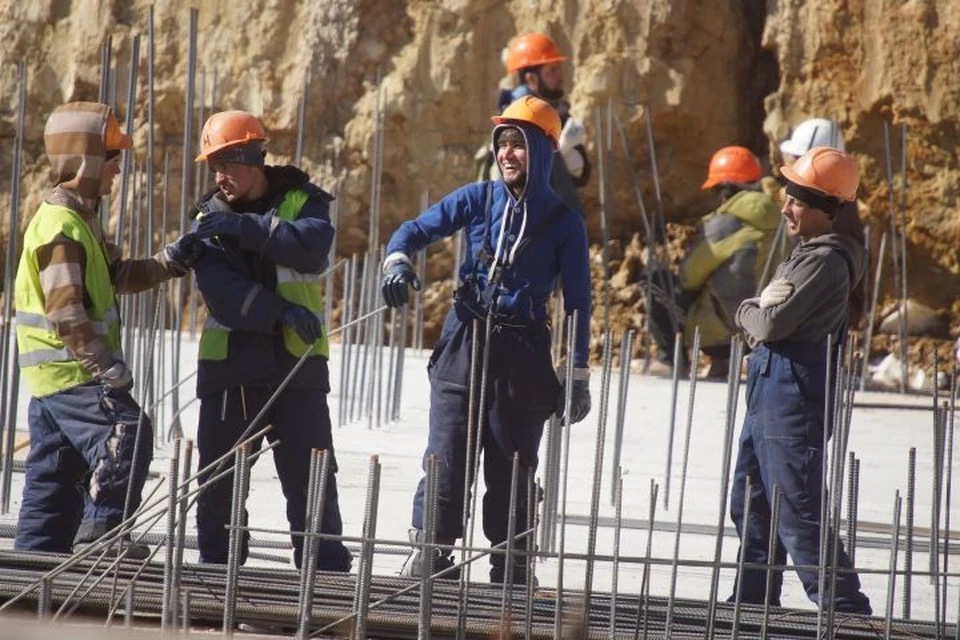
top-left (779, 139), bottom-right (807, 158)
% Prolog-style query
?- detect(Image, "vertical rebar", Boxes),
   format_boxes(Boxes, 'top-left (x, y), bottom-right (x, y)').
top-left (554, 313), bottom-right (577, 640)
top-left (353, 455), bottom-right (381, 640)
top-left (884, 491), bottom-right (903, 640)
top-left (297, 449), bottom-right (330, 640)
top-left (731, 475), bottom-right (754, 640)
top-left (760, 485), bottom-right (782, 640)
top-left (114, 34), bottom-right (140, 246)
top-left (663, 331), bottom-right (683, 510)
top-left (499, 453), bottom-right (521, 629)
top-left (632, 479), bottom-right (658, 640)
top-left (222, 444), bottom-right (248, 637)
top-left (665, 328), bottom-right (701, 636)
top-left (610, 468), bottom-right (624, 640)
top-left (584, 330), bottom-right (613, 623)
top-left (456, 318), bottom-right (482, 638)
top-left (1, 63), bottom-right (28, 515)
top-left (419, 454), bottom-right (439, 640)
top-left (170, 8), bottom-right (199, 439)
top-left (904, 445), bottom-right (916, 617)
top-left (161, 439), bottom-right (181, 630)
top-left (860, 231), bottom-right (887, 391)
top-left (610, 330), bottom-right (634, 505)
top-left (706, 337), bottom-right (744, 638)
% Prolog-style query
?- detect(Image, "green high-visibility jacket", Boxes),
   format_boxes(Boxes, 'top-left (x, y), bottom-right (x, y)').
top-left (15, 203), bottom-right (122, 397)
top-left (198, 189), bottom-right (329, 363)
top-left (678, 190), bottom-right (784, 349)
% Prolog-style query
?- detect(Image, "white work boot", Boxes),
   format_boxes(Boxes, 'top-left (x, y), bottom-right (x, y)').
top-left (400, 528), bottom-right (458, 579)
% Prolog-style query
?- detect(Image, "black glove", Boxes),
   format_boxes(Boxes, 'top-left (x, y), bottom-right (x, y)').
top-left (165, 232), bottom-right (204, 270)
top-left (96, 360), bottom-right (133, 393)
top-left (281, 303), bottom-right (322, 345)
top-left (557, 378), bottom-right (591, 424)
top-left (381, 259), bottom-right (421, 308)
top-left (195, 211), bottom-right (243, 239)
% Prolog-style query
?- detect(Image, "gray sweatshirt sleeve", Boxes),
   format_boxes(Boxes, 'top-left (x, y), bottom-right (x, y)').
top-left (735, 251), bottom-right (843, 344)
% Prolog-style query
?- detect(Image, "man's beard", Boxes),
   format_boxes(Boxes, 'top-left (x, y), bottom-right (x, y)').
top-left (538, 85), bottom-right (564, 101)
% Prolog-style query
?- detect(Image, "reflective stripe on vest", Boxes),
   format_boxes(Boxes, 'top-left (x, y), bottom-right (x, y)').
top-left (14, 203), bottom-right (122, 397)
top-left (198, 188), bottom-right (330, 362)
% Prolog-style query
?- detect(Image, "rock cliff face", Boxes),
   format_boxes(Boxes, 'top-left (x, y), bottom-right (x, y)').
top-left (1, 1), bottom-right (957, 352)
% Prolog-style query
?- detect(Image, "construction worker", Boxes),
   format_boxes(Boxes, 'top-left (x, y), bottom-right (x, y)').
top-left (382, 96), bottom-right (592, 583)
top-left (191, 110), bottom-right (350, 572)
top-left (778, 117), bottom-right (867, 326)
top-left (645, 146), bottom-right (782, 378)
top-left (728, 147), bottom-right (872, 614)
top-left (14, 102), bottom-right (203, 555)
top-left (476, 32), bottom-right (590, 214)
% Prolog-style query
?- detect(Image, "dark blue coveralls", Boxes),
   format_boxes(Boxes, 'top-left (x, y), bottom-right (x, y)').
top-left (385, 122), bottom-right (591, 577)
top-left (192, 165), bottom-right (350, 571)
top-left (17, 386), bottom-right (152, 551)
top-left (730, 234), bottom-right (871, 614)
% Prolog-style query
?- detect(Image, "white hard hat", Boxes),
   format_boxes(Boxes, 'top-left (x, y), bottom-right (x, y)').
top-left (779, 118), bottom-right (846, 157)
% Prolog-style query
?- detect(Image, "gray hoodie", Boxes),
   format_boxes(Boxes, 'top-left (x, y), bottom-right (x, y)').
top-left (735, 233), bottom-right (866, 349)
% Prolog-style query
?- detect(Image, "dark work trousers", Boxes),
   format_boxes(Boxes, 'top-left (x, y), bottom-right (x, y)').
top-left (15, 382), bottom-right (153, 552)
top-left (729, 343), bottom-right (871, 614)
top-left (195, 384), bottom-right (350, 571)
top-left (411, 304), bottom-right (560, 572)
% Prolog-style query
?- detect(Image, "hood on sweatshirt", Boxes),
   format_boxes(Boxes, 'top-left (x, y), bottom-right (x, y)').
top-left (43, 102), bottom-right (124, 215)
top-left (799, 231), bottom-right (867, 292)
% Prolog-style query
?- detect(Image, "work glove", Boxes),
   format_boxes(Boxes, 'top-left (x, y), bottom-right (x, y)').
top-left (164, 232), bottom-right (204, 270)
top-left (556, 375), bottom-right (591, 425)
top-left (195, 211), bottom-right (243, 239)
top-left (381, 257), bottom-right (421, 308)
top-left (280, 303), bottom-right (322, 345)
top-left (558, 117), bottom-right (586, 178)
top-left (759, 277), bottom-right (794, 309)
top-left (96, 360), bottom-right (133, 393)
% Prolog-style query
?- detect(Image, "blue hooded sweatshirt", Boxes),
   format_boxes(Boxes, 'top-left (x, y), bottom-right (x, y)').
top-left (385, 121), bottom-right (591, 367)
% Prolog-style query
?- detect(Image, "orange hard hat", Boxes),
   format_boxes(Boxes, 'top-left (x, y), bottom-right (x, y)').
top-left (195, 110), bottom-right (268, 162)
top-left (491, 95), bottom-right (561, 149)
top-left (505, 33), bottom-right (568, 74)
top-left (105, 111), bottom-right (133, 151)
top-left (780, 146), bottom-right (859, 202)
top-left (701, 146), bottom-right (763, 190)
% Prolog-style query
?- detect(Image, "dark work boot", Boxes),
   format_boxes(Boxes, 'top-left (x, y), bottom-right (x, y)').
top-left (400, 529), bottom-right (458, 579)
top-left (490, 555), bottom-right (536, 587)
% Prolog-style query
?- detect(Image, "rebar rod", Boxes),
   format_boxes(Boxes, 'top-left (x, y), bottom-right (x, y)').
top-left (905, 445), bottom-right (916, 617)
top-left (884, 491), bottom-right (903, 640)
top-left (860, 231), bottom-right (887, 391)
top-left (161, 440), bottom-right (180, 630)
top-left (114, 34), bottom-right (140, 246)
top-left (583, 330), bottom-right (613, 622)
top-left (0, 62), bottom-right (27, 515)
top-left (665, 328), bottom-right (701, 636)
top-left (663, 332), bottom-right (683, 510)
top-left (353, 455), bottom-right (381, 640)
top-left (610, 330), bottom-right (633, 506)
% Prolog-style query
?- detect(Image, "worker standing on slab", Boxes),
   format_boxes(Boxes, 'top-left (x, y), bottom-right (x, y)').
top-left (645, 146), bottom-right (783, 378)
top-left (383, 96), bottom-right (592, 584)
top-left (728, 146), bottom-right (872, 614)
top-left (476, 32), bottom-right (590, 214)
top-left (14, 102), bottom-right (203, 556)
top-left (191, 110), bottom-right (350, 572)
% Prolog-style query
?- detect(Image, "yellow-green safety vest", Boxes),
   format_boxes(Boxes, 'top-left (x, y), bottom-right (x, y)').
top-left (14, 203), bottom-right (122, 397)
top-left (198, 189), bottom-right (330, 362)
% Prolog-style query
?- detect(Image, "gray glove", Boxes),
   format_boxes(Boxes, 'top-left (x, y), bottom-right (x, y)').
top-left (97, 360), bottom-right (133, 393)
